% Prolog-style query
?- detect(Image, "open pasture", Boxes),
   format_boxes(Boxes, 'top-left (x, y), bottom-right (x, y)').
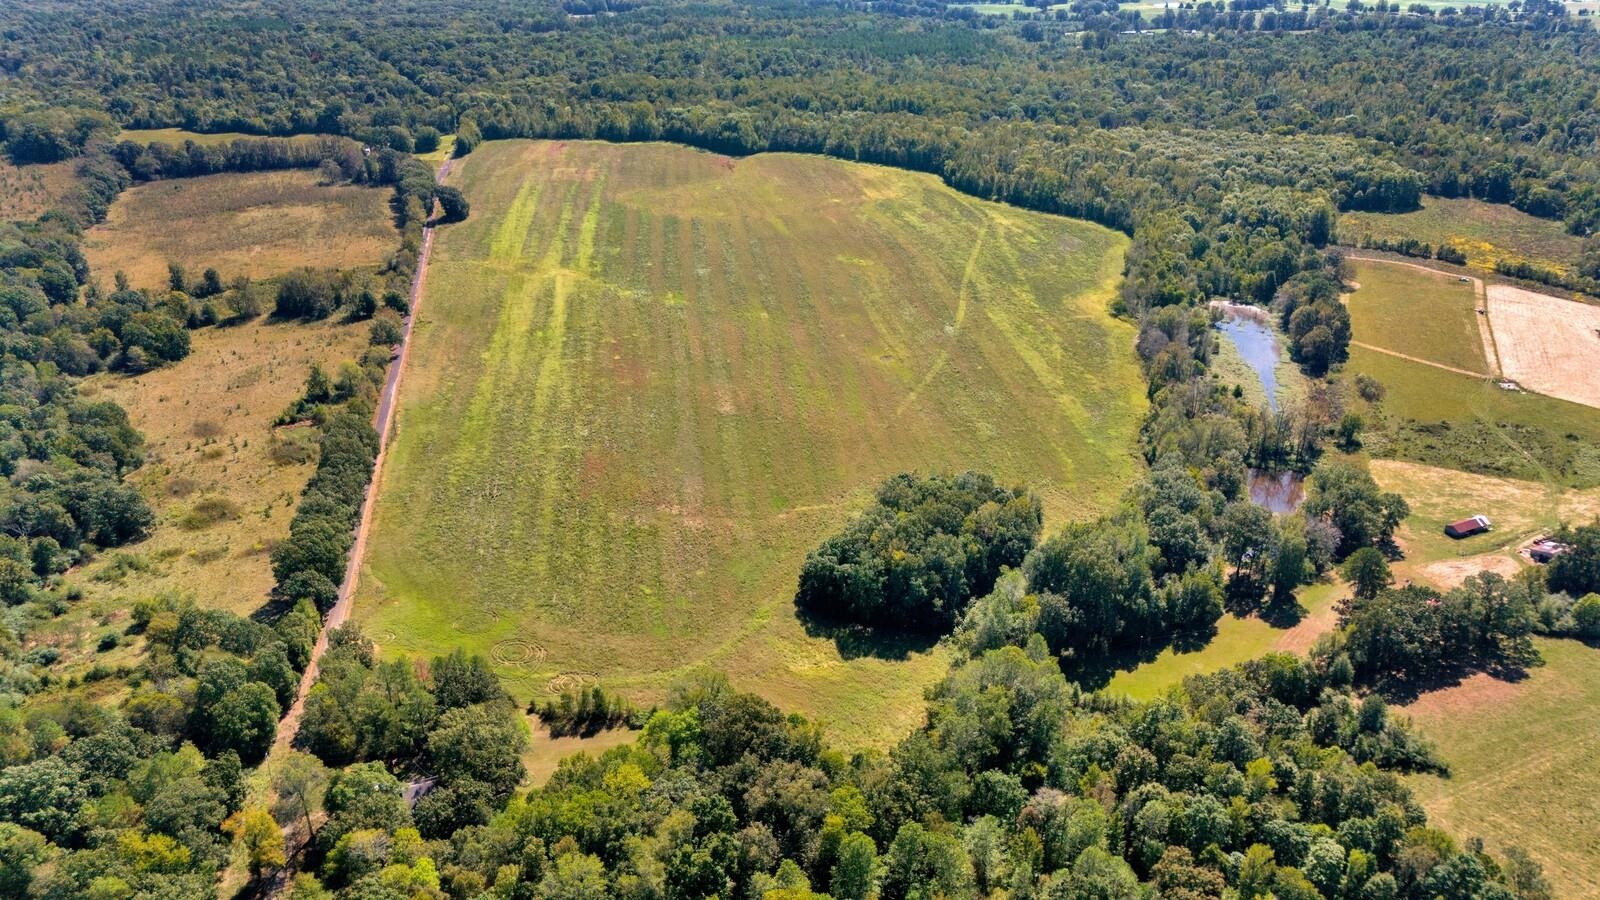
top-left (1487, 284), bottom-right (1600, 410)
top-left (84, 168), bottom-right (397, 289)
top-left (1104, 581), bottom-right (1342, 701)
top-left (1340, 195), bottom-right (1585, 275)
top-left (1403, 638), bottom-right (1600, 898)
top-left (67, 318), bottom-right (371, 617)
top-left (1345, 259), bottom-right (1489, 374)
top-left (1346, 342), bottom-right (1600, 487)
top-left (354, 139), bottom-right (1144, 747)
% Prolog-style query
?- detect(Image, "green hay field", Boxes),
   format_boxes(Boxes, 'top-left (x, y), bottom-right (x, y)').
top-left (1341, 195), bottom-right (1585, 275)
top-left (1346, 259), bottom-right (1488, 373)
top-left (354, 139), bottom-right (1144, 748)
top-left (1346, 345), bottom-right (1600, 486)
top-left (85, 169), bottom-right (397, 289)
top-left (1403, 640), bottom-right (1600, 896)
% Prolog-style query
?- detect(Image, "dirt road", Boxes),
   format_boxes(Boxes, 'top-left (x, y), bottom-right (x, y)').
top-left (270, 157), bottom-right (454, 756)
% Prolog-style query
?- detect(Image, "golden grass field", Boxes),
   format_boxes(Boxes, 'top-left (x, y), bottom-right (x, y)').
top-left (353, 139), bottom-right (1144, 748)
top-left (1486, 284), bottom-right (1600, 410)
top-left (1340, 195), bottom-right (1586, 275)
top-left (0, 158), bottom-right (81, 221)
top-left (63, 318), bottom-right (371, 617)
top-left (84, 169), bottom-right (397, 289)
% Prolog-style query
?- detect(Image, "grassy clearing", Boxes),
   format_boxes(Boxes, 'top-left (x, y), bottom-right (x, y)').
top-left (1346, 342), bottom-right (1600, 487)
top-left (56, 318), bottom-right (371, 623)
top-left (117, 128), bottom-right (299, 147)
top-left (1402, 638), bottom-right (1600, 898)
top-left (1104, 581), bottom-right (1342, 701)
top-left (0, 158), bottom-right (80, 221)
top-left (1340, 195), bottom-right (1585, 275)
top-left (1346, 259), bottom-right (1488, 373)
top-left (1363, 456), bottom-right (1600, 895)
top-left (84, 168), bottom-right (397, 289)
top-left (416, 135), bottom-right (456, 173)
top-left (521, 721), bottom-right (641, 787)
top-left (355, 139), bottom-right (1143, 748)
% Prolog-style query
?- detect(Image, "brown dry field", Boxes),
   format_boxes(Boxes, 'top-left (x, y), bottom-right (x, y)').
top-left (1486, 284), bottom-right (1600, 410)
top-left (0, 158), bottom-right (80, 220)
top-left (68, 317), bottom-right (371, 617)
top-left (84, 169), bottom-right (397, 289)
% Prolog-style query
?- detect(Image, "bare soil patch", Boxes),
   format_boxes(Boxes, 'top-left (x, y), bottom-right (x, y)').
top-left (1486, 284), bottom-right (1600, 410)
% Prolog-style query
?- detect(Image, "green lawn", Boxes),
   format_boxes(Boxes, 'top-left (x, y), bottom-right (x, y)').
top-left (1403, 638), bottom-right (1600, 899)
top-left (1341, 195), bottom-right (1585, 275)
top-left (1346, 259), bottom-right (1488, 373)
top-left (119, 127), bottom-right (284, 146)
top-left (354, 140), bottom-right (1145, 748)
top-left (1105, 581), bottom-right (1342, 701)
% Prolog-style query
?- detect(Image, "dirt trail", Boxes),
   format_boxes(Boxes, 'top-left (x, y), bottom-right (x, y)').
top-left (1349, 340), bottom-right (1492, 378)
top-left (270, 157), bottom-right (454, 756)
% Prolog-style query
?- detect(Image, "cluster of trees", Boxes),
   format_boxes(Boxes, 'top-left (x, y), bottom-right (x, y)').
top-left (1318, 571), bottom-right (1539, 690)
top-left (795, 472), bottom-right (1043, 631)
top-left (1344, 232), bottom-right (1470, 267)
top-left (1277, 271), bottom-right (1353, 377)
top-left (532, 685), bottom-right (644, 738)
top-left (261, 653), bottom-right (1542, 898)
top-left (0, 589), bottom-right (333, 895)
top-left (294, 632), bottom-right (530, 867)
top-left (269, 404), bottom-right (381, 617)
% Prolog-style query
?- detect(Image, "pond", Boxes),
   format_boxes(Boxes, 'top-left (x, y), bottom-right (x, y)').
top-left (1214, 304), bottom-right (1281, 413)
top-left (1247, 467), bottom-right (1306, 515)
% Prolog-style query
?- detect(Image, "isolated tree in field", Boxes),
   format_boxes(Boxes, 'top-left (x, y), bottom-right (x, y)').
top-left (167, 262), bottom-right (187, 294)
top-left (198, 268), bottom-right (224, 298)
top-left (1342, 546), bottom-right (1392, 602)
top-left (435, 185), bottom-right (469, 223)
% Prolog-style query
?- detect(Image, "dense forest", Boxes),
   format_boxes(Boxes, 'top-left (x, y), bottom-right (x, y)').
top-left (0, 0), bottom-right (1597, 896)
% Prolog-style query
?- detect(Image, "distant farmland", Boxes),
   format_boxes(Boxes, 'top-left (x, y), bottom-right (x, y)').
top-left (85, 169), bottom-right (397, 289)
top-left (1341, 195), bottom-right (1585, 275)
top-left (354, 140), bottom-right (1144, 746)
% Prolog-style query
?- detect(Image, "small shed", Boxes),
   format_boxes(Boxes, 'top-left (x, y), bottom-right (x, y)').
top-left (1444, 515), bottom-right (1491, 539)
top-left (1528, 538), bottom-right (1570, 564)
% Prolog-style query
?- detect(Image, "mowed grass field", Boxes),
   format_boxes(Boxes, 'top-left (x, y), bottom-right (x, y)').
top-left (84, 169), bottom-right (397, 289)
top-left (355, 139), bottom-right (1144, 747)
top-left (1358, 457), bottom-right (1600, 895)
top-left (1345, 259), bottom-right (1488, 373)
top-left (1403, 638), bottom-right (1600, 898)
top-left (1341, 195), bottom-right (1585, 275)
top-left (1342, 264), bottom-right (1600, 486)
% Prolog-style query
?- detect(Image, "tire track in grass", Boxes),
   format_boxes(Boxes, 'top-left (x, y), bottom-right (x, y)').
top-left (895, 219), bottom-right (986, 418)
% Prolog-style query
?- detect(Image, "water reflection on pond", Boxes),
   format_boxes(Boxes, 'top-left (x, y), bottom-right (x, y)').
top-left (1214, 303), bottom-right (1280, 413)
top-left (1248, 468), bottom-right (1305, 514)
